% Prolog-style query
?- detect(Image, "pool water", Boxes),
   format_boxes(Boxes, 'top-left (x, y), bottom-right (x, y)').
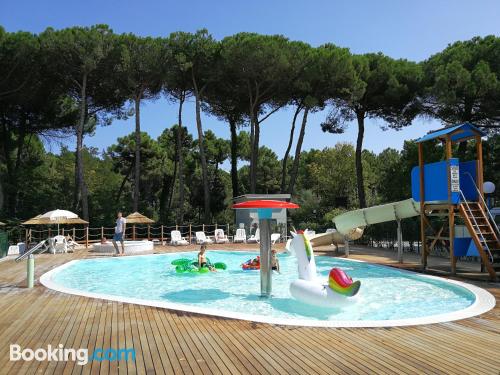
top-left (47, 251), bottom-right (480, 325)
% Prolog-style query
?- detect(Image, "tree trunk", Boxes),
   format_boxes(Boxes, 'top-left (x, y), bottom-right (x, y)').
top-left (458, 100), bottom-right (473, 159)
top-left (75, 73), bottom-right (89, 220)
top-left (1, 121), bottom-right (26, 216)
top-left (0, 177), bottom-right (3, 214)
top-left (192, 78), bottom-right (211, 224)
top-left (355, 111), bottom-right (367, 208)
top-left (281, 105), bottom-right (302, 193)
top-left (229, 118), bottom-right (239, 198)
top-left (249, 110), bottom-right (256, 193)
top-left (288, 107), bottom-right (309, 195)
top-left (11, 124), bottom-right (26, 215)
top-left (133, 95), bottom-right (141, 212)
top-left (1, 122), bottom-right (14, 216)
top-left (168, 155), bottom-right (177, 211)
top-left (116, 164), bottom-right (133, 203)
top-left (457, 141), bottom-right (468, 159)
top-left (176, 95), bottom-right (185, 224)
top-left (159, 171), bottom-right (172, 223)
top-left (249, 110), bottom-right (260, 193)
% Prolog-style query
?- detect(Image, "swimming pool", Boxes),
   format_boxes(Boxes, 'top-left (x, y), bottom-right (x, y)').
top-left (40, 251), bottom-right (495, 327)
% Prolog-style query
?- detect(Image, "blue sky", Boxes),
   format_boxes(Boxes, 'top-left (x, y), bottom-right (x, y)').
top-left (2, 0), bottom-right (500, 166)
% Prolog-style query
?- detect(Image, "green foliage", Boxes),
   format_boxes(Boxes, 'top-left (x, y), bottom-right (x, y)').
top-left (323, 53), bottom-right (423, 132)
top-left (40, 25), bottom-right (128, 124)
top-left (1, 26), bottom-right (499, 232)
top-left (117, 33), bottom-right (164, 100)
top-left (423, 35), bottom-right (500, 133)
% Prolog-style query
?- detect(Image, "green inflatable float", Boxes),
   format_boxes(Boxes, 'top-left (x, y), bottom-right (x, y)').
top-left (171, 258), bottom-right (227, 274)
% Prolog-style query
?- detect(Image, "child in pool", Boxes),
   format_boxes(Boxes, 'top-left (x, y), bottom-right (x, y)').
top-left (271, 249), bottom-right (280, 273)
top-left (198, 244), bottom-right (216, 272)
top-left (241, 256), bottom-right (259, 268)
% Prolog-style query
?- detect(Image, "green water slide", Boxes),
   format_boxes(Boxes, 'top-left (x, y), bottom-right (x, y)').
top-left (333, 198), bottom-right (421, 236)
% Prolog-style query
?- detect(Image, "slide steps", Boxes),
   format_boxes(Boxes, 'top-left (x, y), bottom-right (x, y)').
top-left (458, 202), bottom-right (500, 279)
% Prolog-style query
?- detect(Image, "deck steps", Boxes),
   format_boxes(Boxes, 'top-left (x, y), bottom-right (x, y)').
top-left (458, 202), bottom-right (500, 281)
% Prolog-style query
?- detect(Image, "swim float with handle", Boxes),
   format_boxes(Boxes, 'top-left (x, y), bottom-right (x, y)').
top-left (288, 231), bottom-right (360, 307)
top-left (241, 256), bottom-right (260, 270)
top-left (171, 258), bottom-right (227, 274)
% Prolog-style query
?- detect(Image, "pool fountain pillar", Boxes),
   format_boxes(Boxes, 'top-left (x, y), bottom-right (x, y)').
top-left (27, 254), bottom-right (34, 288)
top-left (232, 200), bottom-right (299, 298)
top-left (258, 209), bottom-right (272, 297)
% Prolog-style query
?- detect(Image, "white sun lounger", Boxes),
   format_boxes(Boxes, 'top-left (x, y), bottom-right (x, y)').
top-left (271, 233), bottom-right (281, 245)
top-left (214, 229), bottom-right (230, 244)
top-left (52, 235), bottom-right (68, 254)
top-left (170, 230), bottom-right (189, 246)
top-left (233, 228), bottom-right (246, 243)
top-left (247, 228), bottom-right (260, 243)
top-left (195, 231), bottom-right (214, 245)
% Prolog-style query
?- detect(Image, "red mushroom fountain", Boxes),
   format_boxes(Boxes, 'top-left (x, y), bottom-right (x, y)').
top-left (232, 200), bottom-right (299, 297)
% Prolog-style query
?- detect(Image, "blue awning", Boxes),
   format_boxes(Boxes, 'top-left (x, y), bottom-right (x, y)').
top-left (416, 123), bottom-right (486, 143)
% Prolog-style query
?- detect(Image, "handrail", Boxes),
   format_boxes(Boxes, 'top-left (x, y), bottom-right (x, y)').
top-left (464, 172), bottom-right (500, 236)
top-left (459, 190), bottom-right (493, 263)
top-left (15, 239), bottom-right (49, 262)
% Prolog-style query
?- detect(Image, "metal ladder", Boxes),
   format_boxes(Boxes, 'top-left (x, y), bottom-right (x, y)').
top-left (459, 192), bottom-right (494, 263)
top-left (15, 239), bottom-right (50, 288)
top-left (464, 172), bottom-right (500, 237)
top-left (458, 176), bottom-right (500, 280)
top-left (15, 239), bottom-right (49, 262)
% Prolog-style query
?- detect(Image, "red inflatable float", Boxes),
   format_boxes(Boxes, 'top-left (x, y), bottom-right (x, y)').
top-left (242, 256), bottom-right (260, 270)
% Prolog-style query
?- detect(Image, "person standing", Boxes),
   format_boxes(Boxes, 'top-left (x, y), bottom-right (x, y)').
top-left (112, 212), bottom-right (127, 256)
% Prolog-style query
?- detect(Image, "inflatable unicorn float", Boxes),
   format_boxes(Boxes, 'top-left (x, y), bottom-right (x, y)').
top-left (287, 230), bottom-right (360, 307)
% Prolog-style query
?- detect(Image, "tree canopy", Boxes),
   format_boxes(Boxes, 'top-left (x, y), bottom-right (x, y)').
top-left (1, 25), bottom-right (499, 232)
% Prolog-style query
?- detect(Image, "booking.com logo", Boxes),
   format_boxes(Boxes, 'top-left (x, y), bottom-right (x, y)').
top-left (10, 344), bottom-right (136, 366)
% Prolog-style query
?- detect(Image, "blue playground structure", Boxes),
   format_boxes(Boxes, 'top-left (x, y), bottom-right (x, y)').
top-left (411, 123), bottom-right (499, 281)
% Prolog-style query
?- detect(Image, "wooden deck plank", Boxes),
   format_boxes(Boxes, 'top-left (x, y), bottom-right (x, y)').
top-left (122, 302), bottom-right (138, 375)
top-left (137, 304), bottom-right (166, 375)
top-left (53, 296), bottom-right (93, 375)
top-left (4, 291), bottom-right (64, 375)
top-left (269, 329), bottom-right (352, 375)
top-left (127, 303), bottom-right (147, 375)
top-left (171, 311), bottom-right (217, 374)
top-left (162, 310), bottom-right (206, 375)
top-left (107, 303), bottom-right (119, 375)
top-left (0, 245), bottom-right (499, 374)
top-left (200, 316), bottom-right (269, 375)
top-left (70, 296), bottom-right (99, 375)
top-left (230, 322), bottom-right (311, 374)
top-left (178, 314), bottom-right (235, 375)
top-left (224, 320), bottom-right (300, 374)
top-left (30, 295), bottom-right (83, 375)
top-left (186, 315), bottom-right (251, 375)
top-left (206, 318), bottom-right (273, 375)
top-left (380, 326), bottom-right (495, 374)
top-left (142, 306), bottom-right (176, 374)
top-left (147, 307), bottom-right (183, 374)
top-left (154, 306), bottom-right (195, 375)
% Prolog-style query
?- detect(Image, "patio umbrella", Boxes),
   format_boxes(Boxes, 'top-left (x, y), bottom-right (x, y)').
top-left (125, 212), bottom-right (155, 240)
top-left (21, 215), bottom-right (44, 225)
top-left (125, 212), bottom-right (155, 224)
top-left (39, 209), bottom-right (78, 222)
top-left (23, 210), bottom-right (88, 234)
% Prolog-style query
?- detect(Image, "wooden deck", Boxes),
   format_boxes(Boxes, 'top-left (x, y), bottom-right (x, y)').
top-left (0, 244), bottom-right (499, 374)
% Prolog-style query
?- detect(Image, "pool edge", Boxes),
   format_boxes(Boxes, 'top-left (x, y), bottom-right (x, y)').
top-left (39, 255), bottom-right (496, 328)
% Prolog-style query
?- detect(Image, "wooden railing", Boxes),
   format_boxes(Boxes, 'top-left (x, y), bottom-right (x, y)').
top-left (22, 223), bottom-right (236, 248)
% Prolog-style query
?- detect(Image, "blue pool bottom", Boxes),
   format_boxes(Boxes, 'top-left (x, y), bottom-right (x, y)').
top-left (45, 251), bottom-right (479, 324)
